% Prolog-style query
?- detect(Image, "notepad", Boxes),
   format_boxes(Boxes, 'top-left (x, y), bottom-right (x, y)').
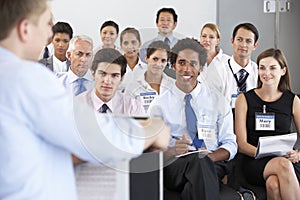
top-left (255, 132), bottom-right (297, 159)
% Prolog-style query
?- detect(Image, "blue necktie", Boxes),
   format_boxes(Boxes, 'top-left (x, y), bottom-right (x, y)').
top-left (238, 69), bottom-right (248, 93)
top-left (185, 94), bottom-right (204, 149)
top-left (75, 78), bottom-right (86, 96)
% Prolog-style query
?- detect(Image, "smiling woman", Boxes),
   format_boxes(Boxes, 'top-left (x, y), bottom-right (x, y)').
top-left (235, 48), bottom-right (300, 199)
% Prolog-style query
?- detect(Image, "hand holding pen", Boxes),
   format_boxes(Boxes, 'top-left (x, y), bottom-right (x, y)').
top-left (171, 134), bottom-right (193, 156)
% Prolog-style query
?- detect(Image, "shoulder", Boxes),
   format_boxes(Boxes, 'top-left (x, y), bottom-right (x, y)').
top-left (124, 79), bottom-right (146, 96)
top-left (199, 84), bottom-right (226, 103)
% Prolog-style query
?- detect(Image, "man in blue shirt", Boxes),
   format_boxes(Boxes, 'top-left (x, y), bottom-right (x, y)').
top-left (0, 0), bottom-right (170, 199)
top-left (148, 38), bottom-right (237, 199)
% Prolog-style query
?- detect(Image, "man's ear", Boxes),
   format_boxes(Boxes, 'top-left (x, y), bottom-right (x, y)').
top-left (253, 42), bottom-right (259, 51)
top-left (67, 51), bottom-right (71, 60)
top-left (18, 19), bottom-right (30, 43)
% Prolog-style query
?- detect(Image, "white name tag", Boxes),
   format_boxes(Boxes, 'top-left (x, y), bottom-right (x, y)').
top-left (140, 92), bottom-right (157, 107)
top-left (231, 94), bottom-right (238, 108)
top-left (198, 123), bottom-right (216, 150)
top-left (255, 113), bottom-right (275, 131)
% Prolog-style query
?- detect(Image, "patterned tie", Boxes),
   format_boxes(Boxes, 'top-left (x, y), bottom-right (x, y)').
top-left (75, 78), bottom-right (86, 96)
top-left (185, 94), bottom-right (204, 149)
top-left (238, 69), bottom-right (248, 93)
top-left (43, 47), bottom-right (49, 59)
top-left (99, 104), bottom-right (109, 113)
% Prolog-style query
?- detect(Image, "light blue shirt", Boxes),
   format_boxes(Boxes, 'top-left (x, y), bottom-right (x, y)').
top-left (57, 69), bottom-right (94, 96)
top-left (148, 82), bottom-right (237, 160)
top-left (139, 33), bottom-right (178, 63)
top-left (0, 46), bottom-right (144, 200)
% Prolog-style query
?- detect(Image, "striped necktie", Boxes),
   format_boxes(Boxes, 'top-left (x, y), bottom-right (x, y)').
top-left (238, 69), bottom-right (248, 93)
top-left (99, 104), bottom-right (109, 113)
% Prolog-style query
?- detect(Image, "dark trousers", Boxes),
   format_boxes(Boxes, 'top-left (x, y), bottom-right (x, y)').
top-left (164, 154), bottom-right (227, 200)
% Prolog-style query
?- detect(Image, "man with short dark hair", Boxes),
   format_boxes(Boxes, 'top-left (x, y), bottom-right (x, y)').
top-left (222, 22), bottom-right (259, 109)
top-left (148, 38), bottom-right (237, 200)
top-left (78, 48), bottom-right (145, 115)
top-left (139, 8), bottom-right (178, 64)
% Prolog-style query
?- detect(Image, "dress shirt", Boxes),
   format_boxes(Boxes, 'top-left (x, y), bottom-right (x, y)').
top-left (125, 71), bottom-right (175, 112)
top-left (220, 56), bottom-right (258, 107)
top-left (118, 58), bottom-right (147, 92)
top-left (93, 44), bottom-right (123, 55)
top-left (75, 88), bottom-right (144, 200)
top-left (38, 55), bottom-right (71, 74)
top-left (139, 33), bottom-right (179, 63)
top-left (197, 49), bottom-right (230, 94)
top-left (57, 69), bottom-right (94, 96)
top-left (53, 55), bottom-right (68, 73)
top-left (77, 89), bottom-right (145, 115)
top-left (0, 46), bottom-right (144, 200)
top-left (148, 82), bottom-right (237, 160)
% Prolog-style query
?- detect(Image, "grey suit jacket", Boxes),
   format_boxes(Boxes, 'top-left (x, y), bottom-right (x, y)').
top-left (39, 55), bottom-right (71, 72)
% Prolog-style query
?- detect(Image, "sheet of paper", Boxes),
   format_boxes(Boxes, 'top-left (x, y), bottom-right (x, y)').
top-left (75, 162), bottom-right (129, 200)
top-left (255, 132), bottom-right (297, 159)
top-left (176, 149), bottom-right (211, 158)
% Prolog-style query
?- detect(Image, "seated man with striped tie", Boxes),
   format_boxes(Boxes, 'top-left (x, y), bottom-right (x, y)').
top-left (148, 38), bottom-right (237, 200)
top-left (57, 35), bottom-right (94, 96)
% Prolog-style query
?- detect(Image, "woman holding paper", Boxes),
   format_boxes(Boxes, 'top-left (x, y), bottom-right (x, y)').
top-left (235, 48), bottom-right (300, 199)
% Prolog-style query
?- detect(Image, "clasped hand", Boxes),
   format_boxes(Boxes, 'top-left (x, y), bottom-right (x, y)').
top-left (286, 150), bottom-right (300, 163)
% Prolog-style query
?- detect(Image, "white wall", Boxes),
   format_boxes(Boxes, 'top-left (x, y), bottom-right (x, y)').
top-left (51, 0), bottom-right (216, 48)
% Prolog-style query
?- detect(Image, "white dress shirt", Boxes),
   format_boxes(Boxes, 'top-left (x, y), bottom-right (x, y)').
top-left (0, 46), bottom-right (145, 200)
top-left (52, 55), bottom-right (68, 73)
top-left (223, 56), bottom-right (258, 108)
top-left (197, 49), bottom-right (230, 94)
top-left (148, 82), bottom-right (237, 160)
top-left (118, 58), bottom-right (147, 92)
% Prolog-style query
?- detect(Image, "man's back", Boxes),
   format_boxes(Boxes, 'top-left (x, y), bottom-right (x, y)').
top-left (0, 48), bottom-right (80, 199)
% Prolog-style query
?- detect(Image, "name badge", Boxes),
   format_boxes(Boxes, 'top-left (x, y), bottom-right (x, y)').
top-left (198, 123), bottom-right (216, 150)
top-left (255, 112), bottom-right (275, 131)
top-left (140, 92), bottom-right (157, 107)
top-left (231, 94), bottom-right (238, 108)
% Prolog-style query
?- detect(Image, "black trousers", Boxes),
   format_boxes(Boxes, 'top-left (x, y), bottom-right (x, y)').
top-left (164, 153), bottom-right (227, 200)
